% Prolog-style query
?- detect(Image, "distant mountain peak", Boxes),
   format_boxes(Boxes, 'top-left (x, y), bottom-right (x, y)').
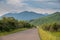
top-left (54, 12), bottom-right (60, 14)
top-left (1, 11), bottom-right (48, 20)
top-left (51, 12), bottom-right (60, 16)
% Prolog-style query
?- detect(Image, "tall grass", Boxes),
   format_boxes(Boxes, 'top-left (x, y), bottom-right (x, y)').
top-left (38, 28), bottom-right (58, 40)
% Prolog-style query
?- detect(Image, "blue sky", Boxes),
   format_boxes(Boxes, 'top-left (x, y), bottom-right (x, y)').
top-left (0, 0), bottom-right (60, 16)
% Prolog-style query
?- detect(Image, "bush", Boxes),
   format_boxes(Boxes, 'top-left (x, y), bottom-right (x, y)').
top-left (41, 22), bottom-right (60, 32)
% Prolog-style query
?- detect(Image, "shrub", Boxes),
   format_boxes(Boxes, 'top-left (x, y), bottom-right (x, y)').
top-left (41, 22), bottom-right (60, 32)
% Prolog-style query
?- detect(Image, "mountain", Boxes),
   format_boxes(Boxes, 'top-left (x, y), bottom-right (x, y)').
top-left (1, 11), bottom-right (47, 20)
top-left (30, 12), bottom-right (60, 26)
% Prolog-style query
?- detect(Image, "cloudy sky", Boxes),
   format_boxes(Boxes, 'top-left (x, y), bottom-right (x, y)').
top-left (0, 0), bottom-right (60, 16)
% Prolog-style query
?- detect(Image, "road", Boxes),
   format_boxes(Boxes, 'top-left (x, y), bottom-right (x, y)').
top-left (0, 28), bottom-right (40, 40)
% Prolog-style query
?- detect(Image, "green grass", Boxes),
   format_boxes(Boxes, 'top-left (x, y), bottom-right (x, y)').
top-left (0, 28), bottom-right (27, 36)
top-left (50, 32), bottom-right (60, 40)
top-left (38, 28), bottom-right (60, 40)
top-left (51, 32), bottom-right (60, 37)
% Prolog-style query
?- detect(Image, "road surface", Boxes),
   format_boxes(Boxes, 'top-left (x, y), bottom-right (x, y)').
top-left (0, 28), bottom-right (40, 40)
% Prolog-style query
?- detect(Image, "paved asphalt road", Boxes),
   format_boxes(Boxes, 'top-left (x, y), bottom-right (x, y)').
top-left (0, 28), bottom-right (40, 40)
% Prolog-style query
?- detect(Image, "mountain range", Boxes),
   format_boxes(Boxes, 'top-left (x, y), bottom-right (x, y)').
top-left (1, 11), bottom-right (48, 20)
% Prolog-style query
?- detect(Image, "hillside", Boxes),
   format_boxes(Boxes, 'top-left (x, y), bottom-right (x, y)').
top-left (1, 11), bottom-right (46, 20)
top-left (30, 12), bottom-right (60, 26)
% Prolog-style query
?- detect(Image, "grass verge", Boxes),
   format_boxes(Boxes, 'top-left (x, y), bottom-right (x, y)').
top-left (38, 28), bottom-right (58, 40)
top-left (0, 28), bottom-right (27, 36)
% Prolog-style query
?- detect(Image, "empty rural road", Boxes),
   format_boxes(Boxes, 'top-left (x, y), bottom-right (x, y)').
top-left (0, 28), bottom-right (40, 40)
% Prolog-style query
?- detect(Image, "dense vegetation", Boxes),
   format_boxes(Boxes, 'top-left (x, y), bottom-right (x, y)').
top-left (0, 17), bottom-right (34, 32)
top-left (38, 22), bottom-right (60, 40)
top-left (41, 22), bottom-right (60, 32)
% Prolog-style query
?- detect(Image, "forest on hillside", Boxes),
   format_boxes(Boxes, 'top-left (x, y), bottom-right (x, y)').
top-left (0, 17), bottom-right (34, 32)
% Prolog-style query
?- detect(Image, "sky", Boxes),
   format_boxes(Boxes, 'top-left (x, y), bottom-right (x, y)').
top-left (0, 0), bottom-right (60, 16)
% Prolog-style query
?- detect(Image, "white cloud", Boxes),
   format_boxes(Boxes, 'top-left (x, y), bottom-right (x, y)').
top-left (6, 0), bottom-right (26, 7)
top-left (7, 0), bottom-right (21, 4)
top-left (32, 0), bottom-right (58, 1)
top-left (0, 0), bottom-right (28, 16)
top-left (26, 7), bottom-right (60, 14)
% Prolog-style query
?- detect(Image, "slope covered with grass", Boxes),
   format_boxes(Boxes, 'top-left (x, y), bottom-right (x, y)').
top-left (30, 12), bottom-right (60, 26)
